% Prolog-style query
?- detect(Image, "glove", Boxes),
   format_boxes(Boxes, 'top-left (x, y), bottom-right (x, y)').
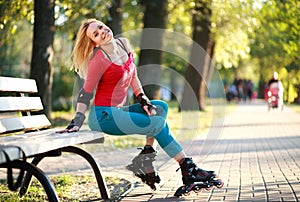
top-left (55, 112), bottom-right (85, 133)
top-left (136, 93), bottom-right (157, 115)
top-left (67, 112), bottom-right (86, 129)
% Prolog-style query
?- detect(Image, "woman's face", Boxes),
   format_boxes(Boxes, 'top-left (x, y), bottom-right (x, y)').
top-left (86, 22), bottom-right (113, 46)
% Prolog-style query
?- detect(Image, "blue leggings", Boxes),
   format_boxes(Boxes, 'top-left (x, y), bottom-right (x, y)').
top-left (88, 100), bottom-right (183, 158)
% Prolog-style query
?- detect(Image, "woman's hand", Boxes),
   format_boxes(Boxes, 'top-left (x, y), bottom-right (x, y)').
top-left (136, 93), bottom-right (157, 116)
top-left (56, 112), bottom-right (85, 133)
top-left (143, 104), bottom-right (157, 116)
top-left (56, 124), bottom-right (80, 133)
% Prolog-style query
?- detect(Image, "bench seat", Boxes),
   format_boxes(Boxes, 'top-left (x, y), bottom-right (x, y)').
top-left (0, 76), bottom-right (109, 201)
top-left (0, 129), bottom-right (104, 163)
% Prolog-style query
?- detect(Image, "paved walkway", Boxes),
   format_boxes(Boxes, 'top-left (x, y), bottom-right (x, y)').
top-left (120, 101), bottom-right (300, 201)
top-left (1, 101), bottom-right (300, 201)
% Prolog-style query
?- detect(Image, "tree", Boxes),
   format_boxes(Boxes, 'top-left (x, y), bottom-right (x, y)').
top-left (0, 1), bottom-right (33, 76)
top-left (180, 0), bottom-right (213, 111)
top-left (30, 0), bottom-right (55, 116)
top-left (107, 0), bottom-right (123, 36)
top-left (163, 1), bottom-right (192, 101)
top-left (0, 0), bottom-right (33, 44)
top-left (250, 0), bottom-right (300, 101)
top-left (137, 0), bottom-right (168, 99)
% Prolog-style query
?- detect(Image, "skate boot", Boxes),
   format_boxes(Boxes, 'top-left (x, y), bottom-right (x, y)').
top-left (174, 157), bottom-right (223, 197)
top-left (179, 157), bottom-right (215, 185)
top-left (126, 145), bottom-right (161, 190)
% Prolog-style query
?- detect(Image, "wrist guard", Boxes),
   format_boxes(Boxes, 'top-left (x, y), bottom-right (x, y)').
top-left (77, 88), bottom-right (94, 106)
top-left (136, 93), bottom-right (157, 114)
top-left (136, 93), bottom-right (151, 107)
top-left (66, 112), bottom-right (86, 129)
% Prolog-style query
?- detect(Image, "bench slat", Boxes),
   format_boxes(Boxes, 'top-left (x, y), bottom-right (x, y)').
top-left (0, 76), bottom-right (38, 93)
top-left (0, 115), bottom-right (51, 134)
top-left (0, 97), bottom-right (44, 112)
top-left (0, 129), bottom-right (104, 162)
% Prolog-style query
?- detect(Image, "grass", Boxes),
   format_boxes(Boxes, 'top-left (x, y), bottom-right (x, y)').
top-left (0, 174), bottom-right (130, 201)
top-left (286, 103), bottom-right (300, 114)
top-left (0, 175), bottom-right (85, 202)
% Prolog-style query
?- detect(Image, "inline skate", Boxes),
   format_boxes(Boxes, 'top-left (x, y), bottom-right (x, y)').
top-left (126, 145), bottom-right (161, 190)
top-left (174, 157), bottom-right (223, 197)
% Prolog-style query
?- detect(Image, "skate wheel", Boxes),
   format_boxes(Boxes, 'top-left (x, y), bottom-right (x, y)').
top-left (205, 187), bottom-right (212, 191)
top-left (216, 179), bottom-right (224, 188)
top-left (193, 188), bottom-right (202, 194)
top-left (183, 192), bottom-right (190, 196)
top-left (193, 184), bottom-right (202, 193)
top-left (204, 183), bottom-right (212, 191)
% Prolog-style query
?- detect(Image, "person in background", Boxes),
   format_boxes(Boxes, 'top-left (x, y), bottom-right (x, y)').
top-left (268, 72), bottom-right (277, 86)
top-left (268, 71), bottom-right (284, 108)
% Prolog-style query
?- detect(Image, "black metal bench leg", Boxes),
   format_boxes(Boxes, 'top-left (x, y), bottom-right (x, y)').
top-left (62, 146), bottom-right (110, 200)
top-left (19, 156), bottom-right (44, 196)
top-left (8, 160), bottom-right (59, 202)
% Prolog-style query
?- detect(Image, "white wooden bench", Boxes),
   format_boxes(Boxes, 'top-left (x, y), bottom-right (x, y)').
top-left (0, 76), bottom-right (110, 201)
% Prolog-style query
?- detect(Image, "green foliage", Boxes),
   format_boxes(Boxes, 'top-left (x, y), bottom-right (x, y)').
top-left (52, 65), bottom-right (77, 111)
top-left (250, 0), bottom-right (300, 102)
top-left (162, 0), bottom-right (193, 74)
top-left (0, 0), bottom-right (33, 44)
top-left (55, 0), bottom-right (111, 40)
top-left (0, 20), bottom-right (32, 77)
top-left (251, 0), bottom-right (299, 69)
top-left (212, 0), bottom-right (258, 69)
top-left (123, 0), bottom-right (144, 32)
top-left (167, 0), bottom-right (192, 35)
top-left (1, 0), bottom-right (299, 106)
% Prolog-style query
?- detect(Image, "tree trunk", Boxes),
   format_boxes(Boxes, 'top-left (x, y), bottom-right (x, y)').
top-left (30, 0), bottom-right (55, 117)
top-left (138, 0), bottom-right (168, 99)
top-left (200, 38), bottom-right (215, 107)
top-left (180, 0), bottom-right (212, 111)
top-left (257, 74), bottom-right (266, 99)
top-left (170, 70), bottom-right (178, 101)
top-left (294, 85), bottom-right (300, 104)
top-left (206, 39), bottom-right (216, 88)
top-left (107, 0), bottom-right (123, 36)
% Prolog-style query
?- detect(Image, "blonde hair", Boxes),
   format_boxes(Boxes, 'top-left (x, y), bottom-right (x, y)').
top-left (71, 18), bottom-right (102, 78)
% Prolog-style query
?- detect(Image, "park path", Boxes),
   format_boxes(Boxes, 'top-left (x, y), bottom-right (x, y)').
top-left (120, 101), bottom-right (300, 201)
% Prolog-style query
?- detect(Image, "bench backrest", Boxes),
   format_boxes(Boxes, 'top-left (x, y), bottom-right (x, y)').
top-left (0, 76), bottom-right (51, 135)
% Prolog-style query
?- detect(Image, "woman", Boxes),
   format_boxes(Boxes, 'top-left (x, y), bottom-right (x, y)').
top-left (58, 18), bottom-right (216, 191)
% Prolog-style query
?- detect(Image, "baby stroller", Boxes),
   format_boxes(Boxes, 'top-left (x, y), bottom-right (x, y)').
top-left (266, 82), bottom-right (283, 111)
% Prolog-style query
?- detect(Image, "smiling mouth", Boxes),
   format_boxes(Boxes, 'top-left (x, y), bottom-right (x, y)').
top-left (101, 29), bottom-right (110, 40)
